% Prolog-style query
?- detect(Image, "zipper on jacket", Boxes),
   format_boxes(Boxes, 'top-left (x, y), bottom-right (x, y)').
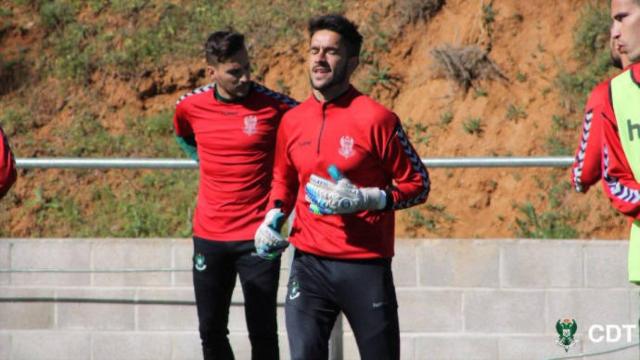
top-left (316, 103), bottom-right (327, 154)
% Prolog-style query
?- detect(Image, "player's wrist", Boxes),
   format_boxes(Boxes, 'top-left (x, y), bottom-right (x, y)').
top-left (362, 187), bottom-right (386, 210)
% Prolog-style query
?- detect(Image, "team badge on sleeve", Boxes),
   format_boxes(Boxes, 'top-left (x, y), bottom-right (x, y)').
top-left (339, 135), bottom-right (354, 159)
top-left (243, 115), bottom-right (258, 135)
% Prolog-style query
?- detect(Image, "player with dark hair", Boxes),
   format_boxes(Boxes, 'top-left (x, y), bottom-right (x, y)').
top-left (173, 30), bottom-right (297, 360)
top-left (0, 125), bottom-right (16, 199)
top-left (571, 27), bottom-right (631, 193)
top-left (255, 14), bottom-right (430, 360)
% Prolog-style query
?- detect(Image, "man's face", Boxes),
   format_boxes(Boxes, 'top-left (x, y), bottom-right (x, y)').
top-left (611, 0), bottom-right (640, 63)
top-left (308, 29), bottom-right (355, 91)
top-left (208, 47), bottom-right (251, 99)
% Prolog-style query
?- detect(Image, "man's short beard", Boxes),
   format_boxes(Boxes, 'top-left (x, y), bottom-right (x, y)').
top-left (310, 62), bottom-right (348, 91)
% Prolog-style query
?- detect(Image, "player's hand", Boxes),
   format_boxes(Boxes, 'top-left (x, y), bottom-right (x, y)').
top-left (254, 208), bottom-right (288, 260)
top-left (305, 165), bottom-right (386, 215)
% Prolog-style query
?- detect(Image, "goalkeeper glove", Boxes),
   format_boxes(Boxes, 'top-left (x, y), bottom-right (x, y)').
top-left (254, 208), bottom-right (288, 260)
top-left (305, 165), bottom-right (387, 215)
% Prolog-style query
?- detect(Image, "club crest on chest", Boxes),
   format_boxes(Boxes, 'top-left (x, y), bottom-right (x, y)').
top-left (339, 135), bottom-right (355, 159)
top-left (243, 115), bottom-right (258, 135)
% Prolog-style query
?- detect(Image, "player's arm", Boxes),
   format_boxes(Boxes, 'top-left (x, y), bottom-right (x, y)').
top-left (175, 135), bottom-right (198, 162)
top-left (255, 119), bottom-right (297, 259)
top-left (172, 103), bottom-right (198, 162)
top-left (600, 105), bottom-right (640, 218)
top-left (378, 120), bottom-right (430, 210)
top-left (0, 126), bottom-right (17, 199)
top-left (305, 116), bottom-right (430, 214)
top-left (268, 121), bottom-right (299, 215)
top-left (571, 83), bottom-right (608, 193)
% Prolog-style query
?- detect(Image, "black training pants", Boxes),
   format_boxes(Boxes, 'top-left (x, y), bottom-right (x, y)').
top-left (285, 250), bottom-right (400, 360)
top-left (192, 237), bottom-right (281, 360)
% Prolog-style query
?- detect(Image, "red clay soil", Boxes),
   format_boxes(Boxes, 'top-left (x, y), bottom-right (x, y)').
top-left (0, 0), bottom-right (628, 239)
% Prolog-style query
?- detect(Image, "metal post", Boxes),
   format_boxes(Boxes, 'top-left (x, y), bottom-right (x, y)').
top-left (329, 312), bottom-right (343, 360)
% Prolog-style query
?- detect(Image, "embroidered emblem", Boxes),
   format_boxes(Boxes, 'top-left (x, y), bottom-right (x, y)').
top-left (288, 281), bottom-right (300, 300)
top-left (243, 115), bottom-right (258, 135)
top-left (338, 136), bottom-right (355, 159)
top-left (194, 253), bottom-right (207, 272)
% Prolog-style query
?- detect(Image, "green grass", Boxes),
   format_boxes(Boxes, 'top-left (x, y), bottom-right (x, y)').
top-left (1, 0), bottom-right (351, 237)
top-left (514, 202), bottom-right (578, 239)
top-left (473, 88), bottom-right (488, 98)
top-left (463, 117), bottom-right (483, 135)
top-left (506, 104), bottom-right (527, 122)
top-left (556, 2), bottom-right (615, 111)
top-left (32, 0), bottom-right (344, 82)
top-left (403, 203), bottom-right (455, 236)
top-left (439, 111), bottom-right (454, 126)
top-left (513, 175), bottom-right (580, 239)
top-left (515, 71), bottom-right (527, 83)
top-left (0, 105), bottom-right (198, 237)
top-left (404, 118), bottom-right (430, 146)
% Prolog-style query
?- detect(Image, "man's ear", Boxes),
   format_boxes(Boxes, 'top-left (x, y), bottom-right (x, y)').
top-left (206, 65), bottom-right (217, 82)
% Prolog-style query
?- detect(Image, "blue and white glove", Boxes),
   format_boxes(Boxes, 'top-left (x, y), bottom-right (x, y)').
top-left (305, 165), bottom-right (387, 215)
top-left (254, 208), bottom-right (288, 260)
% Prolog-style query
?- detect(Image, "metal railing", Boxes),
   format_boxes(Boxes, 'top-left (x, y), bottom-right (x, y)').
top-left (15, 156), bottom-right (575, 169)
top-left (6, 156), bottom-right (578, 360)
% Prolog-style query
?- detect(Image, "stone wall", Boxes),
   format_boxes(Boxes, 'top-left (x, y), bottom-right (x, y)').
top-left (0, 238), bottom-right (638, 360)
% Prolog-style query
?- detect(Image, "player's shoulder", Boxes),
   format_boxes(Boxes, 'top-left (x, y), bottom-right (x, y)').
top-left (251, 82), bottom-right (299, 109)
top-left (610, 63), bottom-right (640, 87)
top-left (585, 79), bottom-right (611, 110)
top-left (351, 90), bottom-right (398, 126)
top-left (280, 95), bottom-right (316, 121)
top-left (175, 83), bottom-right (215, 108)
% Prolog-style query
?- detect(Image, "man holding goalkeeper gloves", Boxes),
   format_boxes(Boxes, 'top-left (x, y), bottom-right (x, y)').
top-left (173, 31), bottom-right (296, 360)
top-left (255, 14), bottom-right (430, 360)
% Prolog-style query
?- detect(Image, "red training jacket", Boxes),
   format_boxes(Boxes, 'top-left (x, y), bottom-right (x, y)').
top-left (0, 126), bottom-right (16, 199)
top-left (600, 63), bottom-right (640, 218)
top-left (173, 83), bottom-right (297, 241)
top-left (571, 80), bottom-right (611, 193)
top-left (269, 86), bottom-right (430, 259)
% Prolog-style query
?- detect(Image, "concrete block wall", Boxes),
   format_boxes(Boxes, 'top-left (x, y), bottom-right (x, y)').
top-left (0, 238), bottom-right (638, 360)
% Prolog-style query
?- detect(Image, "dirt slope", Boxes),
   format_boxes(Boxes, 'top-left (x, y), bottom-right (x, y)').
top-left (0, 0), bottom-right (628, 238)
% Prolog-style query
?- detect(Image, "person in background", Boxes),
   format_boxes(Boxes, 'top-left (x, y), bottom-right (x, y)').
top-left (571, 28), bottom-right (630, 193)
top-left (598, 0), bottom-right (640, 283)
top-left (173, 30), bottom-right (297, 360)
top-left (0, 125), bottom-right (16, 199)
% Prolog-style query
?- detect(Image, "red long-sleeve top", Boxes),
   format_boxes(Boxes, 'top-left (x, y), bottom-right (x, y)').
top-left (600, 64), bottom-right (640, 218)
top-left (571, 80), bottom-right (611, 192)
top-left (269, 86), bottom-right (430, 259)
top-left (173, 83), bottom-right (296, 241)
top-left (0, 126), bottom-right (16, 199)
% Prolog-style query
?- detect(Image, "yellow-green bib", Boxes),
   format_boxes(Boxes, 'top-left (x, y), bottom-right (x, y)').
top-left (611, 69), bottom-right (640, 284)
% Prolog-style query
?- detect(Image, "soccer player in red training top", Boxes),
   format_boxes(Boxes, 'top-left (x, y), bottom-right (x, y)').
top-left (254, 15), bottom-right (430, 360)
top-left (173, 31), bottom-right (297, 360)
top-left (599, 0), bottom-right (640, 283)
top-left (571, 29), bottom-right (631, 193)
top-left (0, 125), bottom-right (16, 199)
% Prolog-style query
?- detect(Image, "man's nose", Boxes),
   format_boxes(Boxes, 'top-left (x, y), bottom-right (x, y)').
top-left (611, 21), bottom-right (622, 39)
